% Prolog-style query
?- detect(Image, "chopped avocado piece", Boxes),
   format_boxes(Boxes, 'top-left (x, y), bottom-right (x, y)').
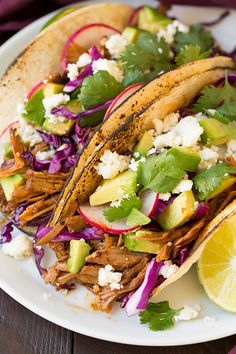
top-left (126, 208), bottom-right (151, 227)
top-left (0, 174), bottom-right (24, 201)
top-left (199, 119), bottom-right (234, 146)
top-left (133, 131), bottom-right (154, 156)
top-left (4, 143), bottom-right (13, 159)
top-left (124, 230), bottom-right (162, 254)
top-left (90, 170), bottom-right (137, 206)
top-left (138, 5), bottom-right (172, 33)
top-left (23, 88), bottom-right (45, 127)
top-left (43, 83), bottom-right (64, 97)
top-left (66, 99), bottom-right (82, 113)
top-left (208, 176), bottom-right (236, 199)
top-left (167, 147), bottom-right (201, 172)
top-left (157, 190), bottom-right (195, 230)
top-left (67, 239), bottom-right (91, 274)
top-left (122, 27), bottom-right (140, 44)
top-left (42, 117), bottom-right (74, 136)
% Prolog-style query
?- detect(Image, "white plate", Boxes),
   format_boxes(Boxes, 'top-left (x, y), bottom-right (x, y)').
top-left (0, 0), bottom-right (236, 346)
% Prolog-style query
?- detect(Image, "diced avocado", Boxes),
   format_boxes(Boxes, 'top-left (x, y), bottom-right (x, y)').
top-left (42, 117), bottom-right (74, 136)
top-left (66, 99), bottom-right (82, 113)
top-left (157, 191), bottom-right (195, 230)
top-left (43, 83), bottom-right (64, 97)
top-left (133, 131), bottom-right (154, 156)
top-left (67, 239), bottom-right (91, 274)
top-left (90, 170), bottom-right (137, 206)
top-left (4, 143), bottom-right (13, 159)
top-left (0, 174), bottom-right (24, 201)
top-left (208, 176), bottom-right (236, 199)
top-left (23, 88), bottom-right (45, 127)
top-left (124, 230), bottom-right (162, 254)
top-left (167, 147), bottom-right (201, 172)
top-left (122, 27), bottom-right (140, 44)
top-left (138, 5), bottom-right (172, 33)
top-left (199, 119), bottom-right (233, 146)
top-left (126, 208), bottom-right (151, 227)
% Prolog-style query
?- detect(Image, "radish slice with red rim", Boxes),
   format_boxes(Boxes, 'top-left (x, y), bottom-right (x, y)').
top-left (26, 81), bottom-right (45, 100)
top-left (104, 83), bottom-right (143, 120)
top-left (78, 204), bottom-right (137, 234)
top-left (128, 6), bottom-right (144, 26)
top-left (61, 23), bottom-right (120, 70)
top-left (140, 189), bottom-right (159, 218)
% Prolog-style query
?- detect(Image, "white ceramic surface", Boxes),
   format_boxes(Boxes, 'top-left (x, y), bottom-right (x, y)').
top-left (0, 0), bottom-right (236, 346)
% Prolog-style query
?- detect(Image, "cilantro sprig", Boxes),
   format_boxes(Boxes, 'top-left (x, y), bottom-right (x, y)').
top-left (139, 301), bottom-right (181, 331)
top-left (175, 44), bottom-right (211, 66)
top-left (194, 75), bottom-right (236, 122)
top-left (103, 195), bottom-right (141, 222)
top-left (137, 153), bottom-right (185, 193)
top-left (175, 24), bottom-right (214, 54)
top-left (121, 32), bottom-right (172, 86)
top-left (193, 163), bottom-right (236, 201)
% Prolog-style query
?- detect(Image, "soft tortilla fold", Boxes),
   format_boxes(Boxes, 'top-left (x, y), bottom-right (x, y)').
top-left (0, 3), bottom-right (133, 131)
top-left (49, 56), bottom-right (236, 225)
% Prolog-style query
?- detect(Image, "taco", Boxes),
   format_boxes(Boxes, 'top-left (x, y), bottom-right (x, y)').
top-left (35, 58), bottom-right (236, 314)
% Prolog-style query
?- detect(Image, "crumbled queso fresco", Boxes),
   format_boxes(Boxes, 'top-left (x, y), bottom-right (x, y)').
top-left (2, 234), bottom-right (33, 259)
top-left (105, 34), bottom-right (128, 59)
top-left (98, 264), bottom-right (122, 290)
top-left (174, 304), bottom-right (201, 321)
top-left (18, 117), bottom-right (43, 147)
top-left (42, 93), bottom-right (70, 122)
top-left (92, 59), bottom-right (124, 83)
top-left (159, 260), bottom-right (179, 279)
top-left (95, 150), bottom-right (130, 179)
top-left (157, 20), bottom-right (189, 45)
top-left (35, 149), bottom-right (55, 161)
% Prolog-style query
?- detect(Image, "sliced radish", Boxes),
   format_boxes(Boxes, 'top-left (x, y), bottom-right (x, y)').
top-left (0, 121), bottom-right (19, 144)
top-left (104, 83), bottom-right (143, 120)
top-left (26, 81), bottom-right (45, 100)
top-left (61, 23), bottom-right (120, 69)
top-left (128, 6), bottom-right (144, 26)
top-left (79, 204), bottom-right (137, 235)
top-left (140, 189), bottom-right (159, 218)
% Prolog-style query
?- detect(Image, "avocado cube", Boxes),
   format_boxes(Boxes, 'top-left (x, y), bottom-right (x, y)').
top-left (66, 99), bottom-right (82, 113)
top-left (67, 239), bottom-right (91, 274)
top-left (157, 191), bottom-right (195, 230)
top-left (138, 5), bottom-right (172, 33)
top-left (124, 230), bottom-right (162, 254)
top-left (126, 208), bottom-right (151, 227)
top-left (122, 27), bottom-right (140, 44)
top-left (208, 176), bottom-right (236, 199)
top-left (43, 83), bottom-right (64, 97)
top-left (90, 170), bottom-right (137, 206)
top-left (133, 131), bottom-right (154, 157)
top-left (167, 147), bottom-right (201, 172)
top-left (42, 117), bottom-right (75, 136)
top-left (199, 119), bottom-right (232, 146)
top-left (0, 174), bottom-right (24, 201)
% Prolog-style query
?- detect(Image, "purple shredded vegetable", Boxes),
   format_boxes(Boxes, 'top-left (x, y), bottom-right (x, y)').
top-left (27, 212), bottom-right (52, 227)
top-left (0, 219), bottom-right (14, 244)
top-left (75, 122), bottom-right (91, 146)
top-left (36, 226), bottom-right (104, 242)
top-left (51, 105), bottom-right (78, 120)
top-left (21, 150), bottom-right (50, 171)
top-left (179, 247), bottom-right (189, 265)
top-left (216, 73), bottom-right (236, 87)
top-left (125, 259), bottom-right (164, 316)
top-left (89, 46), bottom-right (103, 61)
top-left (120, 294), bottom-right (131, 308)
top-left (33, 245), bottom-right (45, 276)
top-left (192, 203), bottom-right (209, 220)
top-left (48, 142), bottom-right (73, 174)
top-left (151, 195), bottom-right (176, 218)
top-left (62, 153), bottom-right (79, 170)
top-left (38, 130), bottom-right (61, 148)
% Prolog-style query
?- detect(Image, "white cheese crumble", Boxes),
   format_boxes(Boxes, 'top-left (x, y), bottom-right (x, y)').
top-left (174, 304), bottom-right (201, 322)
top-left (204, 316), bottom-right (217, 325)
top-left (67, 63), bottom-right (79, 81)
top-left (18, 117), bottom-right (43, 147)
top-left (98, 264), bottom-right (122, 290)
top-left (35, 149), bottom-right (55, 161)
top-left (77, 52), bottom-right (92, 68)
top-left (95, 150), bottom-right (130, 179)
top-left (92, 59), bottom-right (124, 82)
top-left (159, 260), bottom-right (179, 279)
top-left (157, 20), bottom-right (189, 44)
top-left (153, 112), bottom-right (180, 136)
top-left (158, 193), bottom-right (171, 201)
top-left (129, 156), bottom-right (146, 172)
top-left (153, 116), bottom-right (203, 149)
top-left (199, 146), bottom-right (219, 170)
top-left (172, 179), bottom-right (193, 194)
top-left (227, 139), bottom-right (236, 158)
top-left (42, 93), bottom-right (70, 120)
top-left (2, 234), bottom-right (33, 259)
top-left (105, 34), bottom-right (128, 59)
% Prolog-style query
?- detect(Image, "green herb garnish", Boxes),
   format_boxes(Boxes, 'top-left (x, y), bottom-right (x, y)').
top-left (175, 24), bottom-right (213, 54)
top-left (23, 88), bottom-right (45, 126)
top-left (175, 44), bottom-right (211, 66)
top-left (103, 195), bottom-right (141, 222)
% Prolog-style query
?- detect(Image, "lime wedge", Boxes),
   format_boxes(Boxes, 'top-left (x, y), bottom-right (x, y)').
top-left (198, 213), bottom-right (236, 313)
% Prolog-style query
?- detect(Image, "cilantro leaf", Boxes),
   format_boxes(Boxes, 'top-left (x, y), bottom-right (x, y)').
top-left (126, 208), bottom-right (151, 227)
top-left (139, 302), bottom-right (181, 331)
top-left (193, 163), bottom-right (236, 201)
top-left (137, 153), bottom-right (185, 193)
top-left (123, 68), bottom-right (162, 87)
top-left (175, 44), bottom-right (211, 66)
top-left (103, 195), bottom-right (141, 222)
top-left (78, 71), bottom-right (123, 109)
top-left (175, 24), bottom-right (214, 53)
top-left (194, 75), bottom-right (236, 123)
top-left (121, 32), bottom-right (172, 76)
top-left (23, 88), bottom-right (45, 126)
